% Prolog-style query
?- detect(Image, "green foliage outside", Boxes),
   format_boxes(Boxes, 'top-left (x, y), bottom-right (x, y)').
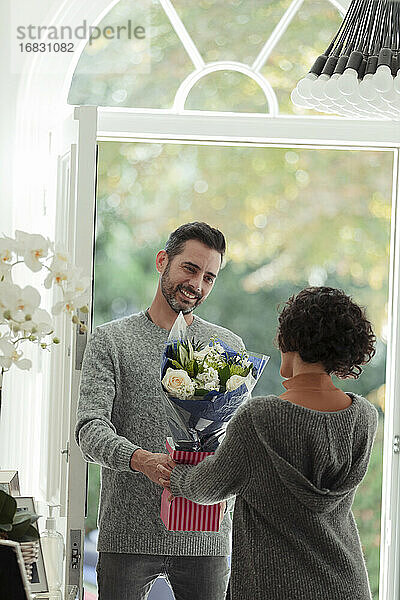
top-left (352, 420), bottom-right (384, 598)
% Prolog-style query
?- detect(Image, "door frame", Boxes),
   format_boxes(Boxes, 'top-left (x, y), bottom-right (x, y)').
top-left (88, 108), bottom-right (400, 599)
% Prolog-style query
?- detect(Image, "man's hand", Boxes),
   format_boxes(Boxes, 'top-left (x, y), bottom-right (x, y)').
top-left (130, 449), bottom-right (176, 487)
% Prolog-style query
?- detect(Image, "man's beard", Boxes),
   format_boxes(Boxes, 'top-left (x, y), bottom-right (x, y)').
top-left (160, 264), bottom-right (203, 314)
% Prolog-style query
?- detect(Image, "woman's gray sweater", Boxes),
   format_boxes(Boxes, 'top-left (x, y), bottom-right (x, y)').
top-left (170, 392), bottom-right (378, 600)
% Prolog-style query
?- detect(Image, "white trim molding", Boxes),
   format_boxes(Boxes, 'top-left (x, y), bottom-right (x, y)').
top-left (173, 62), bottom-right (279, 115)
top-left (97, 109), bottom-right (400, 148)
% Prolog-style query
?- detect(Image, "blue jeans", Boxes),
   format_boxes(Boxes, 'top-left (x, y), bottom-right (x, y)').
top-left (96, 552), bottom-right (230, 600)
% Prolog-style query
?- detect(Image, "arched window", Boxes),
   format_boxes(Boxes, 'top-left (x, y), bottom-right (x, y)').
top-left (68, 0), bottom-right (344, 116)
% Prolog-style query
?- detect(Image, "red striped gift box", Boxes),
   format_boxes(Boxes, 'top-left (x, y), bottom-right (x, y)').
top-left (165, 437), bottom-right (214, 463)
top-left (160, 438), bottom-right (225, 532)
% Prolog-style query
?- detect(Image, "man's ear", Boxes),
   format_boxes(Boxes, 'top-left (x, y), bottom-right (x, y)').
top-left (156, 250), bottom-right (169, 274)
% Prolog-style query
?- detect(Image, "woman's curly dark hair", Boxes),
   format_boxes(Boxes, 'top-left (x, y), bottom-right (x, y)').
top-left (276, 287), bottom-right (376, 379)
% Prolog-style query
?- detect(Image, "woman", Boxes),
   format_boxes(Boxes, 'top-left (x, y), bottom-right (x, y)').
top-left (158, 287), bottom-right (378, 600)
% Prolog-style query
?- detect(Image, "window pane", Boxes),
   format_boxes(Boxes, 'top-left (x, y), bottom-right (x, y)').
top-left (185, 71), bottom-right (268, 112)
top-left (68, 0), bottom-right (193, 108)
top-left (172, 0), bottom-right (292, 64)
top-left (89, 142), bottom-right (391, 599)
top-left (260, 0), bottom-right (343, 115)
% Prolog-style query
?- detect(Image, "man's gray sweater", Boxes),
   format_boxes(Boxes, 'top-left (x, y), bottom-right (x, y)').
top-left (170, 393), bottom-right (378, 599)
top-left (75, 311), bottom-right (244, 555)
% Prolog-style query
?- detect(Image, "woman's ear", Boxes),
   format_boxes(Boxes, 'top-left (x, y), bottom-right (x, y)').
top-left (156, 250), bottom-right (169, 274)
top-left (280, 351), bottom-right (294, 379)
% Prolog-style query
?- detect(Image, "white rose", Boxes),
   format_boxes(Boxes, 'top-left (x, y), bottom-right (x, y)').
top-left (226, 374), bottom-right (250, 392)
top-left (162, 367), bottom-right (195, 400)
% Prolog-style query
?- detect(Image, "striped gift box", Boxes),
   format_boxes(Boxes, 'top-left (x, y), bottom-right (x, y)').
top-left (165, 437), bottom-right (214, 463)
top-left (160, 438), bottom-right (225, 532)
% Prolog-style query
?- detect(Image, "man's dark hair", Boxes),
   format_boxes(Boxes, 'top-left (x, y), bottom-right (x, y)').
top-left (276, 287), bottom-right (376, 379)
top-left (165, 222), bottom-right (226, 262)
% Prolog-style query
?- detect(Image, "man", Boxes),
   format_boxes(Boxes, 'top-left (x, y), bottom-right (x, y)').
top-left (75, 222), bottom-right (244, 600)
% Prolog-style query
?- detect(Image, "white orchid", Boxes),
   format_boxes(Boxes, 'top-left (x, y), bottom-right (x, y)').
top-left (15, 230), bottom-right (51, 273)
top-left (52, 289), bottom-right (89, 317)
top-left (0, 237), bottom-right (16, 279)
top-left (51, 265), bottom-right (90, 315)
top-left (44, 251), bottom-right (71, 289)
top-left (0, 338), bottom-right (32, 370)
top-left (0, 282), bottom-right (41, 323)
top-left (0, 230), bottom-right (90, 380)
top-left (23, 308), bottom-right (54, 339)
top-left (65, 274), bottom-right (90, 303)
top-left (45, 257), bottom-right (90, 317)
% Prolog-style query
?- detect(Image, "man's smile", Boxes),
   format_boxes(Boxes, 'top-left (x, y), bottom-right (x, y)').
top-left (178, 286), bottom-right (201, 301)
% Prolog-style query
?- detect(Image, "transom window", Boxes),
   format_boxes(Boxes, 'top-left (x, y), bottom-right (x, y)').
top-left (68, 0), bottom-right (344, 116)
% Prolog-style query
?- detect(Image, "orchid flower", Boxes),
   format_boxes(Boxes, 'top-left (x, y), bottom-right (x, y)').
top-left (0, 338), bottom-right (32, 370)
top-left (0, 237), bottom-right (16, 279)
top-left (65, 275), bottom-right (90, 303)
top-left (24, 308), bottom-right (54, 339)
top-left (15, 230), bottom-right (51, 273)
top-left (52, 290), bottom-right (89, 317)
top-left (44, 251), bottom-right (71, 289)
top-left (0, 230), bottom-right (90, 379)
top-left (0, 282), bottom-right (41, 324)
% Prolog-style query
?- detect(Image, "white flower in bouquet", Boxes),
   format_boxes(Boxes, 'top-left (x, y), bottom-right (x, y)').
top-left (193, 346), bottom-right (211, 361)
top-left (195, 367), bottom-right (219, 391)
top-left (203, 345), bottom-right (227, 370)
top-left (212, 342), bottom-right (226, 355)
top-left (162, 367), bottom-right (195, 400)
top-left (226, 373), bottom-right (253, 392)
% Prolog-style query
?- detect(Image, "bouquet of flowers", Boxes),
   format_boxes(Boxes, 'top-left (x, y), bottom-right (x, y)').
top-left (161, 312), bottom-right (269, 452)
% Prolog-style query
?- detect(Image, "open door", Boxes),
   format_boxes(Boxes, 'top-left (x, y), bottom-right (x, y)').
top-left (48, 105), bottom-right (98, 600)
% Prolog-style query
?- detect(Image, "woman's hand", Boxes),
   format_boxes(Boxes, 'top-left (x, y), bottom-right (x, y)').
top-left (157, 458), bottom-right (177, 501)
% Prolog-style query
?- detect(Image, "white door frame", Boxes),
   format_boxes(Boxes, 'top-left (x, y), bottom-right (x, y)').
top-left (50, 105), bottom-right (98, 600)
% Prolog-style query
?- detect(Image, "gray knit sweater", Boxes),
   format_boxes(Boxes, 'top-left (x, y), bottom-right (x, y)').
top-left (170, 393), bottom-right (378, 600)
top-left (75, 311), bottom-right (244, 555)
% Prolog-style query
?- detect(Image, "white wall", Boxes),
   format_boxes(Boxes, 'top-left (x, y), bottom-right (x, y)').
top-left (0, 0), bottom-right (116, 502)
top-left (0, 1), bottom-right (19, 236)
